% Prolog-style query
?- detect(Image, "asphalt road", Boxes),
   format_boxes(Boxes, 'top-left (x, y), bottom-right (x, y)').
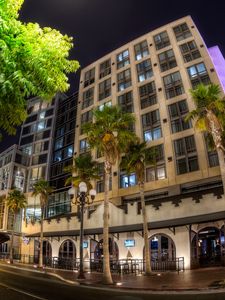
top-left (0, 265), bottom-right (225, 300)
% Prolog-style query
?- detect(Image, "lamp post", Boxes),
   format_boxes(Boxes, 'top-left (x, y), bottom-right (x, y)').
top-left (68, 182), bottom-right (96, 279)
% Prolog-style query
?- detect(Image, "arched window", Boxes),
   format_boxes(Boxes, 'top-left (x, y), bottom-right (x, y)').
top-left (150, 234), bottom-right (176, 261)
top-left (43, 240), bottom-right (52, 258)
top-left (59, 240), bottom-right (76, 259)
top-left (94, 238), bottom-right (119, 260)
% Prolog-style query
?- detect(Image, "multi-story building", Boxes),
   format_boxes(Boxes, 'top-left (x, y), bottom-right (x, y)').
top-left (10, 16), bottom-right (225, 270)
top-left (0, 93), bottom-right (78, 259)
top-left (47, 92), bottom-right (78, 219)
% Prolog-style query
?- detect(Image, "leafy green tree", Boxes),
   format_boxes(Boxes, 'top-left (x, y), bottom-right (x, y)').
top-left (83, 105), bottom-right (136, 284)
top-left (32, 179), bottom-right (53, 268)
top-left (0, 0), bottom-right (79, 139)
top-left (6, 189), bottom-right (27, 264)
top-left (186, 84), bottom-right (225, 190)
top-left (65, 153), bottom-right (99, 190)
top-left (120, 141), bottom-right (156, 275)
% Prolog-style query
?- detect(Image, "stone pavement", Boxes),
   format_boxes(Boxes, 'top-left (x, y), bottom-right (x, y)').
top-left (1, 260), bottom-right (225, 291)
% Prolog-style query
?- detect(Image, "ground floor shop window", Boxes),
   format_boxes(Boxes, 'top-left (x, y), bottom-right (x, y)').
top-left (150, 234), bottom-right (176, 261)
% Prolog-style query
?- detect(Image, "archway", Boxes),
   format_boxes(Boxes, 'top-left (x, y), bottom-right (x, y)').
top-left (192, 226), bottom-right (223, 267)
top-left (59, 239), bottom-right (76, 259)
top-left (43, 240), bottom-right (52, 266)
top-left (149, 234), bottom-right (176, 261)
top-left (57, 239), bottom-right (76, 270)
top-left (33, 239), bottom-right (52, 265)
top-left (94, 238), bottom-right (119, 260)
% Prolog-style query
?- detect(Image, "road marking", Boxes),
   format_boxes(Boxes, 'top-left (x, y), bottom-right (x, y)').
top-left (0, 282), bottom-right (48, 300)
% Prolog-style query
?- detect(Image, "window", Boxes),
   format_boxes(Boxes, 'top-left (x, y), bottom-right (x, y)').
top-left (142, 109), bottom-right (162, 142)
top-left (134, 40), bottom-right (149, 60)
top-left (139, 81), bottom-right (157, 109)
top-left (120, 173), bottom-right (136, 188)
top-left (81, 110), bottom-right (92, 126)
top-left (37, 121), bottom-right (46, 131)
top-left (99, 78), bottom-right (111, 100)
top-left (187, 62), bottom-right (210, 88)
top-left (174, 135), bottom-right (199, 174)
top-left (204, 134), bottom-right (219, 167)
top-left (39, 111), bottom-right (45, 119)
top-left (180, 40), bottom-right (201, 63)
top-left (168, 100), bottom-right (191, 133)
top-left (96, 162), bottom-right (112, 192)
top-left (54, 138), bottom-right (64, 150)
top-left (117, 49), bottom-right (130, 69)
top-left (79, 139), bottom-right (89, 153)
top-left (136, 59), bottom-right (153, 82)
top-left (117, 69), bottom-right (132, 91)
top-left (20, 135), bottom-right (34, 145)
top-left (84, 68), bottom-right (95, 87)
top-left (82, 88), bottom-right (94, 109)
top-left (30, 166), bottom-right (46, 181)
top-left (154, 31), bottom-right (170, 50)
top-left (146, 144), bottom-right (166, 181)
top-left (158, 49), bottom-right (177, 72)
top-left (64, 145), bottom-right (73, 158)
top-left (163, 71), bottom-right (184, 99)
top-left (118, 91), bottom-right (133, 112)
top-left (47, 192), bottom-right (71, 217)
top-left (173, 23), bottom-right (192, 41)
top-left (56, 126), bottom-right (65, 138)
top-left (99, 59), bottom-right (111, 79)
top-left (99, 101), bottom-right (112, 111)
top-left (34, 141), bottom-right (48, 153)
top-left (22, 145), bottom-right (32, 155)
top-left (54, 150), bottom-right (62, 162)
top-left (80, 110), bottom-right (92, 134)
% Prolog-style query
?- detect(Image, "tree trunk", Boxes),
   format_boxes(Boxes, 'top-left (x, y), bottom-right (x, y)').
top-left (217, 148), bottom-right (225, 194)
top-left (10, 213), bottom-right (16, 264)
top-left (102, 160), bottom-right (113, 285)
top-left (140, 184), bottom-right (152, 275)
top-left (39, 208), bottom-right (44, 268)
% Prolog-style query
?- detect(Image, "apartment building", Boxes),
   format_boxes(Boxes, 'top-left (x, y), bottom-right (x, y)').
top-left (18, 16), bottom-right (225, 270)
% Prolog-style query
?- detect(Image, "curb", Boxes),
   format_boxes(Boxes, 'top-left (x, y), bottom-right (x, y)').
top-left (0, 262), bottom-right (79, 286)
top-left (1, 262), bottom-right (225, 294)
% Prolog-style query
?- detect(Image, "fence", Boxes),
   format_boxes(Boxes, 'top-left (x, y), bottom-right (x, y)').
top-left (0, 254), bottom-right (184, 274)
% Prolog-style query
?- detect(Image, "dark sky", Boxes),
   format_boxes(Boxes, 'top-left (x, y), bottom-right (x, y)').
top-left (1, 0), bottom-right (225, 151)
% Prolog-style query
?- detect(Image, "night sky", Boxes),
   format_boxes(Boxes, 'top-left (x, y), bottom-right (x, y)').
top-left (1, 0), bottom-right (225, 151)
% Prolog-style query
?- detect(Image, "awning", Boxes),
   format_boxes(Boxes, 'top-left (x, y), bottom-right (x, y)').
top-left (0, 232), bottom-right (10, 244)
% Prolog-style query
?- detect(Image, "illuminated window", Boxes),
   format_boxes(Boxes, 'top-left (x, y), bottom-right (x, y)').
top-left (136, 59), bottom-right (153, 82)
top-left (154, 31), bottom-right (170, 50)
top-left (163, 71), bottom-right (184, 99)
top-left (117, 49), bottom-right (130, 69)
top-left (134, 40), bottom-right (149, 60)
top-left (117, 69), bottom-right (132, 91)
top-left (187, 62), bottom-right (210, 88)
top-left (173, 23), bottom-right (192, 41)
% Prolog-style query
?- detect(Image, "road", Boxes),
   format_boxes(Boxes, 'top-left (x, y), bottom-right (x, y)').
top-left (0, 265), bottom-right (225, 300)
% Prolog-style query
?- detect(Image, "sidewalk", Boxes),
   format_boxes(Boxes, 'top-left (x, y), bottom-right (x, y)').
top-left (1, 260), bottom-right (225, 291)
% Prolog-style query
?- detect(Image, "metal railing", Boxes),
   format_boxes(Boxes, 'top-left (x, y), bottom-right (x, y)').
top-left (0, 254), bottom-right (184, 273)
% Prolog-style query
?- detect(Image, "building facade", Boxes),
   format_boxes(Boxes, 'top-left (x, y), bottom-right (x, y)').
top-left (3, 16), bottom-right (225, 271)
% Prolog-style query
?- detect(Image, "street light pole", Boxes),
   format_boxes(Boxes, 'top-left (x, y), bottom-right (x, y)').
top-left (68, 182), bottom-right (96, 280)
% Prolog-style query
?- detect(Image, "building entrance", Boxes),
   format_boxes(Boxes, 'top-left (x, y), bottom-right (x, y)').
top-left (192, 227), bottom-right (225, 267)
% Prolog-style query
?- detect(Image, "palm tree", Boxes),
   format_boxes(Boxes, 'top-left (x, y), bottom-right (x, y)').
top-left (6, 189), bottom-right (27, 264)
top-left (32, 179), bottom-right (53, 268)
top-left (65, 153), bottom-right (99, 189)
top-left (83, 105), bottom-right (136, 284)
top-left (120, 141), bottom-right (156, 275)
top-left (186, 83), bottom-right (225, 190)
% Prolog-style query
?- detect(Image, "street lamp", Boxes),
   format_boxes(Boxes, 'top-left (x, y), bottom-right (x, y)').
top-left (68, 182), bottom-right (96, 279)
